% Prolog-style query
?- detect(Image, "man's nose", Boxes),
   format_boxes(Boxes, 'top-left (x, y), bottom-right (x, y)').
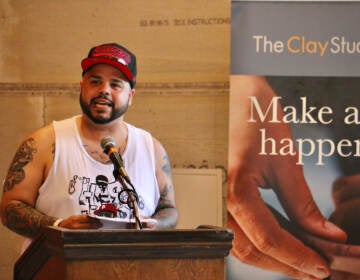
top-left (99, 82), bottom-right (111, 95)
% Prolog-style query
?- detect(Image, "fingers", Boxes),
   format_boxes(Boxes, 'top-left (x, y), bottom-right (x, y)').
top-left (273, 176), bottom-right (347, 243)
top-left (142, 220), bottom-right (157, 229)
top-left (329, 174), bottom-right (360, 244)
top-left (332, 174), bottom-right (360, 206)
top-left (60, 215), bottom-right (102, 229)
top-left (228, 185), bottom-right (331, 279)
top-left (331, 270), bottom-right (360, 280)
top-left (227, 212), bottom-right (323, 280)
top-left (329, 197), bottom-right (360, 245)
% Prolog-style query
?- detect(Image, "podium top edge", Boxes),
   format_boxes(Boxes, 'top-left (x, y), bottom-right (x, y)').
top-left (42, 226), bottom-right (234, 244)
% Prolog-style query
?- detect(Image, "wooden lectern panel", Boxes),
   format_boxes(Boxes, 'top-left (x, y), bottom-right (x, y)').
top-left (15, 226), bottom-right (233, 280)
top-left (64, 259), bottom-right (224, 280)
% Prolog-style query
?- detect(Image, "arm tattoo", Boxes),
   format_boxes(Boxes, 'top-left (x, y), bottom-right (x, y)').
top-left (154, 183), bottom-right (177, 228)
top-left (156, 154), bottom-right (174, 211)
top-left (4, 202), bottom-right (55, 238)
top-left (156, 183), bottom-right (172, 211)
top-left (152, 150), bottom-right (178, 228)
top-left (3, 138), bottom-right (37, 192)
top-left (51, 142), bottom-right (55, 159)
top-left (162, 154), bottom-right (171, 178)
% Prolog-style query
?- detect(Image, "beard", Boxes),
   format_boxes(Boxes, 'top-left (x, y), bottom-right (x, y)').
top-left (79, 92), bottom-right (130, 124)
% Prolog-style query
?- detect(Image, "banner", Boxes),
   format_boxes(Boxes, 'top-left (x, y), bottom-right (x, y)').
top-left (228, 1), bottom-right (360, 279)
top-left (231, 1), bottom-right (360, 76)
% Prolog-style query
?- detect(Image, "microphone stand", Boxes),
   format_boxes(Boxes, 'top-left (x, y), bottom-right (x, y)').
top-left (112, 168), bottom-right (143, 230)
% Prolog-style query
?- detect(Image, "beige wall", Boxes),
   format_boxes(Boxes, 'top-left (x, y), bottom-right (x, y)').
top-left (0, 1), bottom-right (230, 279)
top-left (0, 0), bottom-right (230, 83)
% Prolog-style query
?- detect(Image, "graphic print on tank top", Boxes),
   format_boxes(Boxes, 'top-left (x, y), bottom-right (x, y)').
top-left (68, 173), bottom-right (145, 218)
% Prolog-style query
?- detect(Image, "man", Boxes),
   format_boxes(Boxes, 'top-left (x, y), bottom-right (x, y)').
top-left (0, 43), bottom-right (178, 242)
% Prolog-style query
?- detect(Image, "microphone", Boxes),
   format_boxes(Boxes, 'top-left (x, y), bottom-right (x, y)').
top-left (100, 136), bottom-right (131, 184)
top-left (101, 136), bottom-right (142, 229)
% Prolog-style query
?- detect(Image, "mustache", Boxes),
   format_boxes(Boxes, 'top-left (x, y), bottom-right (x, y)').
top-left (90, 94), bottom-right (114, 106)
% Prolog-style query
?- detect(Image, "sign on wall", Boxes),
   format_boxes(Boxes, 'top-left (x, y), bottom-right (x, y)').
top-left (228, 1), bottom-right (360, 280)
top-left (231, 1), bottom-right (360, 76)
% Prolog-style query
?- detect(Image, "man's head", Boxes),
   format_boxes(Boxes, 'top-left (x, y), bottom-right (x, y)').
top-left (79, 43), bottom-right (137, 124)
top-left (81, 43), bottom-right (137, 88)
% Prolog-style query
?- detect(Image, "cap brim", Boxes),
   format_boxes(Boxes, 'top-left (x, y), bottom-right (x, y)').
top-left (81, 57), bottom-right (133, 83)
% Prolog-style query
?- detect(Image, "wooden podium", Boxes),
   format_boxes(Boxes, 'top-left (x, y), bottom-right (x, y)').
top-left (14, 226), bottom-right (233, 280)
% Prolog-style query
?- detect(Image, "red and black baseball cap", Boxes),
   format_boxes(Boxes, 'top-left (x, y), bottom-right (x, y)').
top-left (81, 43), bottom-right (137, 88)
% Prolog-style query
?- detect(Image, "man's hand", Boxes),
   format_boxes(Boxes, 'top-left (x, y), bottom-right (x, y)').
top-left (139, 216), bottom-right (158, 229)
top-left (58, 215), bottom-right (102, 229)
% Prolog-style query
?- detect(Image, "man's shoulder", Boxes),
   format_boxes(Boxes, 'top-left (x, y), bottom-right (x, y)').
top-left (126, 122), bottom-right (152, 137)
top-left (30, 124), bottom-right (55, 144)
top-left (30, 115), bottom-right (77, 144)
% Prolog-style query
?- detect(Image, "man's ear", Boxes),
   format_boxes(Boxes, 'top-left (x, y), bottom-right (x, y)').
top-left (128, 89), bottom-right (135, 106)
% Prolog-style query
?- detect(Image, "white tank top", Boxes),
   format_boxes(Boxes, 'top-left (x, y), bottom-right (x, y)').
top-left (35, 116), bottom-right (160, 219)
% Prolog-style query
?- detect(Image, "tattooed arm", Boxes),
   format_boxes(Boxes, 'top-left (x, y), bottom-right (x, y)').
top-left (151, 138), bottom-right (178, 229)
top-left (0, 125), bottom-right (101, 238)
top-left (2, 201), bottom-right (57, 238)
top-left (0, 125), bottom-right (57, 238)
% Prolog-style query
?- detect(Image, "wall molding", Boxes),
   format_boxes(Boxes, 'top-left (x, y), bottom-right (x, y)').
top-left (0, 82), bottom-right (229, 96)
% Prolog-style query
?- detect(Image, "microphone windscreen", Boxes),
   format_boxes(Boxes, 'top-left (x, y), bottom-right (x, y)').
top-left (100, 136), bottom-right (116, 150)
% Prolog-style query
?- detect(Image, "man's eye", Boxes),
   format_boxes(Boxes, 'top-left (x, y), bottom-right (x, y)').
top-left (111, 83), bottom-right (122, 88)
top-left (90, 80), bottom-right (101, 85)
